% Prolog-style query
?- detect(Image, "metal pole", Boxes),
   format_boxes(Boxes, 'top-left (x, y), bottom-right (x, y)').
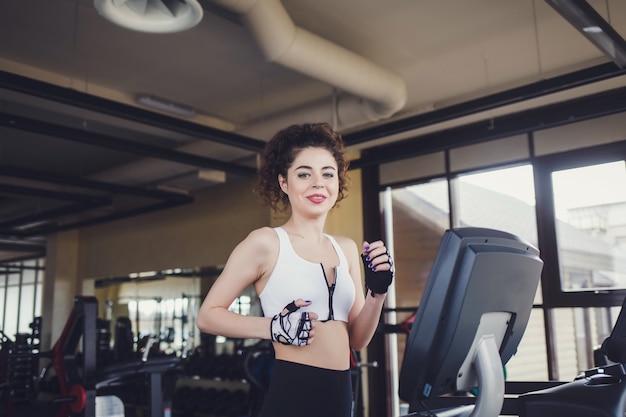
top-left (383, 187), bottom-right (400, 417)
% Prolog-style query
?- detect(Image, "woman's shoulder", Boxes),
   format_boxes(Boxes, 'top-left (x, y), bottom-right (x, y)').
top-left (234, 227), bottom-right (279, 270)
top-left (245, 226), bottom-right (279, 246)
top-left (329, 234), bottom-right (359, 256)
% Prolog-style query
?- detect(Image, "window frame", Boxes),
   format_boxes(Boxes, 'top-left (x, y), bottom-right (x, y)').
top-left (533, 142), bottom-right (626, 308)
top-left (369, 139), bottom-right (626, 386)
top-left (0, 258), bottom-right (44, 336)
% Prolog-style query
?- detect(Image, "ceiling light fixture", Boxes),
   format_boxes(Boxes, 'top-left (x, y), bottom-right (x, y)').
top-left (93, 0), bottom-right (204, 33)
top-left (583, 26), bottom-right (602, 34)
top-left (137, 94), bottom-right (197, 118)
top-left (545, 0), bottom-right (626, 68)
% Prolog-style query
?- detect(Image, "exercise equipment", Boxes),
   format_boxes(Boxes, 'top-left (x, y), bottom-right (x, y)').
top-left (5, 289), bottom-right (374, 417)
top-left (350, 348), bottom-right (378, 417)
top-left (397, 227), bottom-right (626, 417)
top-left (399, 228), bottom-right (543, 416)
top-left (517, 363), bottom-right (626, 417)
top-left (1, 296), bottom-right (183, 417)
top-left (516, 291), bottom-right (626, 417)
top-left (0, 296), bottom-right (98, 417)
top-left (242, 340), bottom-right (274, 417)
top-left (0, 322), bottom-right (41, 415)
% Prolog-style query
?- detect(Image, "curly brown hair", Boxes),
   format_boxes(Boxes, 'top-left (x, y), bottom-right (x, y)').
top-left (256, 122), bottom-right (349, 212)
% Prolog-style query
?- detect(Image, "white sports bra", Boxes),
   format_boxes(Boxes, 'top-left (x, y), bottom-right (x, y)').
top-left (258, 227), bottom-right (356, 322)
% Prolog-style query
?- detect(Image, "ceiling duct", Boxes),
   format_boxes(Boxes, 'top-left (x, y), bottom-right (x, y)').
top-left (80, 0), bottom-right (408, 192)
top-left (93, 0), bottom-right (204, 33)
top-left (210, 0), bottom-right (407, 126)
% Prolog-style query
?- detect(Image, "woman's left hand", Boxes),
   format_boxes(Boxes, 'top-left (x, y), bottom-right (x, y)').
top-left (361, 240), bottom-right (393, 295)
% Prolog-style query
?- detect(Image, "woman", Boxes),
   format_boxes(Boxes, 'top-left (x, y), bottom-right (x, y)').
top-left (196, 122), bottom-right (393, 417)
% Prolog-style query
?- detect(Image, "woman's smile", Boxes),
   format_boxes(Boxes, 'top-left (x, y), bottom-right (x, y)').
top-left (307, 193), bottom-right (327, 204)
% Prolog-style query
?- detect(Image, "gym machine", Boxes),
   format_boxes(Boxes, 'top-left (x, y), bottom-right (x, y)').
top-left (396, 227), bottom-right (626, 417)
top-left (514, 293), bottom-right (626, 417)
top-left (1, 296), bottom-right (182, 417)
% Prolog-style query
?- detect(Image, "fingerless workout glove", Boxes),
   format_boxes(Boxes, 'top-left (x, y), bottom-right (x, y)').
top-left (362, 251), bottom-right (394, 295)
top-left (270, 301), bottom-right (312, 346)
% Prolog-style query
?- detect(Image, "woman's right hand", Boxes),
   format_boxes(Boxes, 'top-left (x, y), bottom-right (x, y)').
top-left (270, 298), bottom-right (318, 346)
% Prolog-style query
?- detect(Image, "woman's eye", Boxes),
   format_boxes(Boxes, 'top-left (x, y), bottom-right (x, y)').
top-left (323, 172), bottom-right (335, 178)
top-left (297, 172), bottom-right (310, 178)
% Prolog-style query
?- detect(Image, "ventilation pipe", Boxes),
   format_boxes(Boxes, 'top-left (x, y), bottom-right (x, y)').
top-left (210, 0), bottom-right (407, 126)
top-left (88, 0), bottom-right (407, 190)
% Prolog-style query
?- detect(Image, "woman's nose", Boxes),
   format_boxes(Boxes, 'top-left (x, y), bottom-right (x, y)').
top-left (312, 175), bottom-right (325, 188)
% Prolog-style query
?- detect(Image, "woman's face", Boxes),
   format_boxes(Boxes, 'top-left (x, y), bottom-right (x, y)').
top-left (278, 147), bottom-right (339, 217)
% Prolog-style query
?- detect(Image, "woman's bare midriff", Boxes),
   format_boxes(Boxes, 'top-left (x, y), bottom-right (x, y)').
top-left (272, 320), bottom-right (351, 370)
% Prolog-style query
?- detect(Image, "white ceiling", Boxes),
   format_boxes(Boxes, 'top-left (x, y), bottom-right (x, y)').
top-left (1, 0), bottom-right (625, 260)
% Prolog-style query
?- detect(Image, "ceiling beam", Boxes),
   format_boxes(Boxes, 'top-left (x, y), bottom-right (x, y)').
top-left (344, 62), bottom-right (626, 146)
top-left (0, 165), bottom-right (195, 238)
top-left (351, 85), bottom-right (626, 170)
top-left (545, 0), bottom-right (626, 68)
top-left (0, 70), bottom-right (266, 152)
top-left (0, 165), bottom-right (195, 201)
top-left (7, 198), bottom-right (193, 238)
top-left (0, 240), bottom-right (46, 254)
top-left (0, 183), bottom-right (110, 205)
top-left (0, 112), bottom-right (257, 177)
top-left (1, 196), bottom-right (194, 238)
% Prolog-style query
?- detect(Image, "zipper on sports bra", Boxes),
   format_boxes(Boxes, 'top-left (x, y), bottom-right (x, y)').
top-left (320, 263), bottom-right (336, 322)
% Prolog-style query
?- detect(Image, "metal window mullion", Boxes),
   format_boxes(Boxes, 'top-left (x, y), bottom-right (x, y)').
top-left (16, 262), bottom-right (23, 333)
top-left (1, 267), bottom-right (7, 331)
top-left (32, 259), bottom-right (40, 321)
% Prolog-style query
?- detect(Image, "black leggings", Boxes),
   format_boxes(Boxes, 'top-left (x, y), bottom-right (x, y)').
top-left (258, 359), bottom-right (353, 417)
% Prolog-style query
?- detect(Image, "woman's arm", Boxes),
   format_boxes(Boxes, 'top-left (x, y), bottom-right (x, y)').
top-left (341, 237), bottom-right (390, 351)
top-left (349, 291), bottom-right (387, 351)
top-left (196, 227), bottom-right (275, 340)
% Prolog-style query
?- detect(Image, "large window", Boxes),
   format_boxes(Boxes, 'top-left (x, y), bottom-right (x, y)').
top-left (550, 306), bottom-right (619, 378)
top-left (534, 154), bottom-right (626, 379)
top-left (552, 161), bottom-right (626, 292)
top-left (455, 165), bottom-right (537, 239)
top-left (0, 259), bottom-right (44, 341)
top-left (387, 178), bottom-right (449, 354)
top-left (384, 145), bottom-right (626, 399)
top-left (95, 275), bottom-right (260, 356)
top-left (456, 165), bottom-right (545, 381)
top-left (387, 164), bottom-right (545, 382)
top-left (108, 276), bottom-right (202, 355)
